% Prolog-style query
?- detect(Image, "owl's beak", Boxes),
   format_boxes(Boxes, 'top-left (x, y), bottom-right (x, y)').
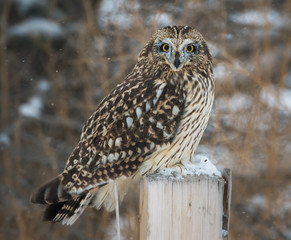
top-left (174, 57), bottom-right (181, 69)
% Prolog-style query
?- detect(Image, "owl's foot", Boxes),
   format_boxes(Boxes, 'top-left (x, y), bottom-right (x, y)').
top-left (159, 157), bottom-right (221, 178)
top-left (158, 162), bottom-right (190, 176)
top-left (170, 162), bottom-right (188, 174)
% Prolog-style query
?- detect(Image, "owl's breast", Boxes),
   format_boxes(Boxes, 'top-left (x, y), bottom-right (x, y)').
top-left (139, 74), bottom-right (214, 174)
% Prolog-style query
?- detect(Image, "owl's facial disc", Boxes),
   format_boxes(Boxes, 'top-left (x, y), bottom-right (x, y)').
top-left (157, 38), bottom-right (199, 71)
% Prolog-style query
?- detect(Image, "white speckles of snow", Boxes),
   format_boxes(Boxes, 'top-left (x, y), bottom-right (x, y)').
top-left (229, 10), bottom-right (289, 28)
top-left (19, 96), bottom-right (43, 119)
top-left (8, 18), bottom-right (63, 39)
top-left (158, 155), bottom-right (221, 179)
top-left (260, 86), bottom-right (291, 113)
top-left (126, 117), bottom-right (133, 128)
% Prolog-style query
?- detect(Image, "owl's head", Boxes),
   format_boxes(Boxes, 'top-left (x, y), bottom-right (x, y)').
top-left (139, 26), bottom-right (212, 72)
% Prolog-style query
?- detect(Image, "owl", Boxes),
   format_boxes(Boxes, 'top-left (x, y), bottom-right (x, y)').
top-left (31, 25), bottom-right (215, 225)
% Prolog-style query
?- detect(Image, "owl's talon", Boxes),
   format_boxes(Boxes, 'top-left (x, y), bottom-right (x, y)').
top-left (170, 163), bottom-right (187, 174)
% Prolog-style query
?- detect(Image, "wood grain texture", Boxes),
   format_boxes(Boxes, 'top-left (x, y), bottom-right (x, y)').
top-left (140, 171), bottom-right (229, 240)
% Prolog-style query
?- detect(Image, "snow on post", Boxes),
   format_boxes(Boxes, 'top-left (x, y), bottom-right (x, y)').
top-left (139, 156), bottom-right (231, 240)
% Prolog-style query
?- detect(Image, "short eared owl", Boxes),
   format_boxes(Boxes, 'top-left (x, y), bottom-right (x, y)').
top-left (31, 25), bottom-right (214, 225)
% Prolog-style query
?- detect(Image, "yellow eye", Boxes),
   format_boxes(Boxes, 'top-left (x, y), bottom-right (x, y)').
top-left (186, 44), bottom-right (199, 54)
top-left (161, 43), bottom-right (170, 52)
top-left (186, 45), bottom-right (194, 52)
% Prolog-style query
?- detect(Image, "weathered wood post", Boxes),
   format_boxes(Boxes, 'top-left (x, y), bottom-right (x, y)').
top-left (139, 168), bottom-right (231, 240)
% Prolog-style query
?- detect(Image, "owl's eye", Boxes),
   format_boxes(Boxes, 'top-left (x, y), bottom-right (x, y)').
top-left (186, 44), bottom-right (199, 54)
top-left (160, 43), bottom-right (170, 52)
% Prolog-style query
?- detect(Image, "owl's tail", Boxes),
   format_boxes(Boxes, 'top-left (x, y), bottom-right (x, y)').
top-left (30, 176), bottom-right (94, 225)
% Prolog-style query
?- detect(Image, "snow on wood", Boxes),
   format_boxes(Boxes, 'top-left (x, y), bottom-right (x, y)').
top-left (140, 164), bottom-right (231, 240)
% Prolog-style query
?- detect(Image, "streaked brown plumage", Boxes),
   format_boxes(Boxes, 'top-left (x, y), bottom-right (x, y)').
top-left (31, 25), bottom-right (215, 225)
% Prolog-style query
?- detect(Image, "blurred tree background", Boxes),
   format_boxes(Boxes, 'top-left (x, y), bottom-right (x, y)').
top-left (0, 0), bottom-right (291, 239)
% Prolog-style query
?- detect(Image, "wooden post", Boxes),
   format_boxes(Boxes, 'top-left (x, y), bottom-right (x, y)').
top-left (139, 168), bottom-right (231, 240)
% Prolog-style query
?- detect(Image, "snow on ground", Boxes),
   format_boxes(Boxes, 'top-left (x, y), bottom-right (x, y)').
top-left (37, 79), bottom-right (50, 92)
top-left (158, 155), bottom-right (221, 179)
top-left (275, 186), bottom-right (291, 216)
top-left (260, 86), bottom-right (291, 113)
top-left (13, 0), bottom-right (47, 15)
top-left (18, 79), bottom-right (50, 119)
top-left (98, 0), bottom-right (139, 29)
top-left (214, 93), bottom-right (252, 113)
top-left (196, 144), bottom-right (234, 169)
top-left (212, 87), bottom-right (291, 133)
top-left (189, 154), bottom-right (222, 177)
top-left (148, 13), bottom-right (173, 27)
top-left (19, 96), bottom-right (43, 119)
top-left (246, 194), bottom-right (267, 212)
top-left (229, 10), bottom-right (289, 28)
top-left (213, 63), bottom-right (228, 80)
top-left (211, 93), bottom-right (253, 132)
top-left (8, 18), bottom-right (63, 39)
top-left (207, 42), bottom-right (220, 58)
top-left (0, 133), bottom-right (10, 146)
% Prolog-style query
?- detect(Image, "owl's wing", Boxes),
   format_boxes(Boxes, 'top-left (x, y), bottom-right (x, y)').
top-left (30, 76), bottom-right (185, 224)
top-left (61, 76), bottom-right (186, 195)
